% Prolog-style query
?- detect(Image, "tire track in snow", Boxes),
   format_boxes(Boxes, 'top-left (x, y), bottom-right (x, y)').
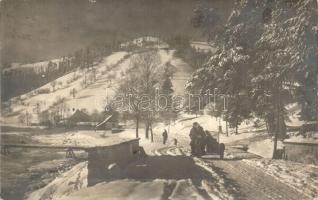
top-left (155, 146), bottom-right (233, 200)
top-left (205, 159), bottom-right (310, 200)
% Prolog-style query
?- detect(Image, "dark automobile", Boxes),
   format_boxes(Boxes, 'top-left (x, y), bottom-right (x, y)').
top-left (205, 132), bottom-right (225, 159)
top-left (191, 132), bottom-right (225, 159)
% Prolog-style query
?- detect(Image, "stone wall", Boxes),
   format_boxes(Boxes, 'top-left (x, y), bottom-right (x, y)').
top-left (87, 139), bottom-right (140, 186)
top-left (284, 141), bottom-right (318, 165)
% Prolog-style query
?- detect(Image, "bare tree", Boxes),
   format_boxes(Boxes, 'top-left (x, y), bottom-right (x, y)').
top-left (117, 69), bottom-right (143, 138)
top-left (116, 51), bottom-right (162, 140)
top-left (133, 51), bottom-right (161, 141)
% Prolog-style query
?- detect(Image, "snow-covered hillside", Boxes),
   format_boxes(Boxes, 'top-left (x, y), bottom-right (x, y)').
top-left (1, 47), bottom-right (194, 126)
top-left (120, 36), bottom-right (169, 49)
top-left (1, 51), bottom-right (129, 124)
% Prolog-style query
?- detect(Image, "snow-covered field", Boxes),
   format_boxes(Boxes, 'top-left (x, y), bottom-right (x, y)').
top-left (33, 130), bottom-right (135, 147)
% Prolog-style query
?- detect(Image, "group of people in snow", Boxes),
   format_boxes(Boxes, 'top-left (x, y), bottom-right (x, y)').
top-left (189, 122), bottom-right (220, 156)
top-left (162, 122), bottom-right (222, 157)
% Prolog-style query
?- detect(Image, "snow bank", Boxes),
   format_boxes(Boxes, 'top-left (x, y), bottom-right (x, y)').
top-left (27, 162), bottom-right (88, 200)
top-left (243, 159), bottom-right (318, 199)
top-left (169, 179), bottom-right (205, 200)
top-left (61, 179), bottom-right (166, 200)
top-left (193, 158), bottom-right (235, 200)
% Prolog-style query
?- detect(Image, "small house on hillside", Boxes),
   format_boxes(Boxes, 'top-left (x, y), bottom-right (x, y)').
top-left (69, 110), bottom-right (91, 124)
top-left (68, 109), bottom-right (96, 129)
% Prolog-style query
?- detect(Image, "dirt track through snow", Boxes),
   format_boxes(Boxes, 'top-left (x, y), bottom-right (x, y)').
top-left (156, 146), bottom-right (310, 200)
top-left (209, 160), bottom-right (309, 200)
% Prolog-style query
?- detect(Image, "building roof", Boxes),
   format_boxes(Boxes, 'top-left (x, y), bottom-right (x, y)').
top-left (69, 110), bottom-right (91, 123)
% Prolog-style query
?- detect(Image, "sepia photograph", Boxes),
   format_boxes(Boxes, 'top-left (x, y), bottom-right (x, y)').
top-left (0, 0), bottom-right (317, 199)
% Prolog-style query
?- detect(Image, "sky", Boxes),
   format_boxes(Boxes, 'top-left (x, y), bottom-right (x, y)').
top-left (0, 0), bottom-right (233, 65)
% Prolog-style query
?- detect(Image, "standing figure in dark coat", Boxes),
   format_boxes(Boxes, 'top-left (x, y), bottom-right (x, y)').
top-left (162, 129), bottom-right (168, 145)
top-left (173, 138), bottom-right (178, 146)
top-left (189, 122), bottom-right (205, 156)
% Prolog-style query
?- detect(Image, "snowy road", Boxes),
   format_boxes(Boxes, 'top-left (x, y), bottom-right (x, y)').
top-left (208, 160), bottom-right (309, 200)
top-left (155, 146), bottom-right (310, 200)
